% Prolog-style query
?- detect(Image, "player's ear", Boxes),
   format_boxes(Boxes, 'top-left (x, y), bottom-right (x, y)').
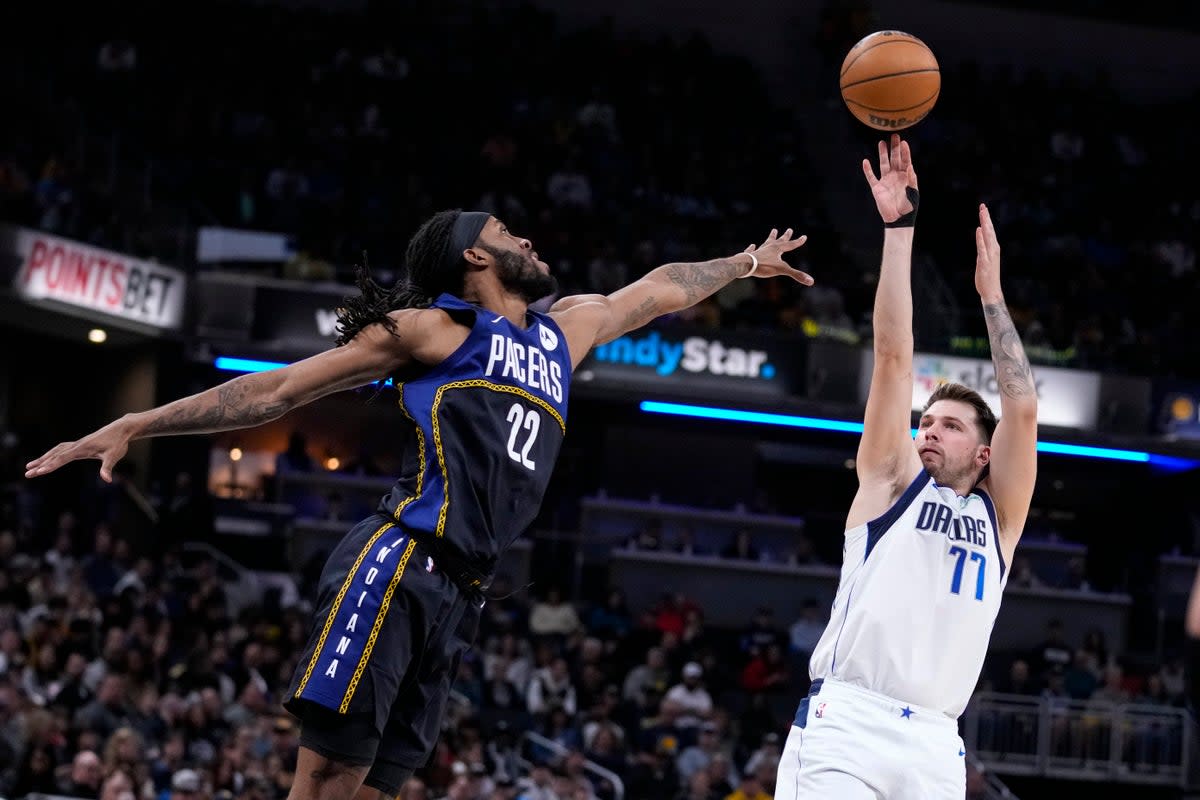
top-left (462, 247), bottom-right (490, 270)
top-left (976, 444), bottom-right (991, 468)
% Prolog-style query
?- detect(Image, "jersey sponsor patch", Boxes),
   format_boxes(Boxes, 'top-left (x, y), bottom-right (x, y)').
top-left (539, 323), bottom-right (559, 351)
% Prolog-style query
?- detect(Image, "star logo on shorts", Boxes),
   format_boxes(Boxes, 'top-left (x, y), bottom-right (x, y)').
top-left (900, 706), bottom-right (913, 719)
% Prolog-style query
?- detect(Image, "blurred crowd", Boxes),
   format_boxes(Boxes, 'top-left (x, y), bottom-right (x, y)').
top-left (0, 454), bottom-right (833, 800)
top-left (2, 1), bottom-right (1196, 380)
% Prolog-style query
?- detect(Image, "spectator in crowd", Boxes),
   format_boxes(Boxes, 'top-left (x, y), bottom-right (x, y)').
top-left (787, 598), bottom-right (825, 666)
top-left (528, 586), bottom-right (584, 641)
top-left (527, 657), bottom-right (579, 723)
top-left (622, 646), bottom-right (671, 706)
top-left (720, 529), bottom-right (760, 562)
top-left (1031, 619), bottom-right (1074, 680)
top-left (663, 662), bottom-right (714, 731)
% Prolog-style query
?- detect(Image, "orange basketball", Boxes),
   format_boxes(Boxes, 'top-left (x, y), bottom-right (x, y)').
top-left (840, 30), bottom-right (940, 131)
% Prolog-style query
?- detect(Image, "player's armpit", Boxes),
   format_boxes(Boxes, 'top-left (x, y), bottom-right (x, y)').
top-left (548, 296), bottom-right (614, 369)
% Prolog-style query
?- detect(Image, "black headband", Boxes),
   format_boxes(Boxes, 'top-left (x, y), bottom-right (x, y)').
top-left (443, 211), bottom-right (491, 271)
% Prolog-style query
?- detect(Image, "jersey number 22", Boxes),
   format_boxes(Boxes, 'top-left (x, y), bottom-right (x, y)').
top-left (505, 402), bottom-right (541, 470)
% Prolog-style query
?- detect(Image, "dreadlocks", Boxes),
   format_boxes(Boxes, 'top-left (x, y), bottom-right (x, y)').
top-left (334, 210), bottom-right (468, 347)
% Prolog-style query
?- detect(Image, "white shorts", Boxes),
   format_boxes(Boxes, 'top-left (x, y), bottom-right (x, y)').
top-left (774, 677), bottom-right (965, 799)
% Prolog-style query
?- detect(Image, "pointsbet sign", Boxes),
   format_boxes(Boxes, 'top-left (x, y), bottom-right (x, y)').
top-left (5, 226), bottom-right (187, 330)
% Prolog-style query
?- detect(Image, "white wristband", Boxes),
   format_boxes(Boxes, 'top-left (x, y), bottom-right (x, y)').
top-left (740, 251), bottom-right (759, 278)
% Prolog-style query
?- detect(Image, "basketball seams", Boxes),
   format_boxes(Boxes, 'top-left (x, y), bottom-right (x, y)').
top-left (843, 92), bottom-right (940, 114)
top-left (840, 68), bottom-right (940, 92)
top-left (840, 35), bottom-right (930, 79)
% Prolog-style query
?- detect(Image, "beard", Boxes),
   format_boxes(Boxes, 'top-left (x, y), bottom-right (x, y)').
top-left (485, 245), bottom-right (558, 303)
top-left (925, 457), bottom-right (981, 490)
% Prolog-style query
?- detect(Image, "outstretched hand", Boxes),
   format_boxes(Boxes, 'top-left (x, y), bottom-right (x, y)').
top-left (25, 419), bottom-right (132, 482)
top-left (862, 133), bottom-right (918, 224)
top-left (974, 203), bottom-right (1003, 302)
top-left (744, 228), bottom-right (813, 285)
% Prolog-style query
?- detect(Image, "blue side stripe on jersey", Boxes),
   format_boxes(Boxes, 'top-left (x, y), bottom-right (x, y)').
top-left (794, 678), bottom-right (823, 729)
top-left (864, 470), bottom-right (929, 560)
top-left (976, 488), bottom-right (1006, 580)
top-left (829, 583), bottom-right (855, 676)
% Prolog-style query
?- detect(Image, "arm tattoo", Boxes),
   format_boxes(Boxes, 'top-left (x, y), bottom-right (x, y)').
top-left (621, 295), bottom-right (661, 332)
top-left (661, 258), bottom-right (747, 305)
top-left (983, 302), bottom-right (1035, 399)
top-left (142, 375), bottom-right (290, 435)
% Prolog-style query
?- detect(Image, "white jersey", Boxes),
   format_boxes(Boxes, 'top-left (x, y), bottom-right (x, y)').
top-left (808, 470), bottom-right (1009, 718)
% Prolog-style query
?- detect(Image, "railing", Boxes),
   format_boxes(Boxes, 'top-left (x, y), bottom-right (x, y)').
top-left (963, 692), bottom-right (1192, 787)
top-left (180, 541), bottom-right (301, 612)
top-left (519, 730), bottom-right (626, 800)
top-left (967, 752), bottom-right (1020, 799)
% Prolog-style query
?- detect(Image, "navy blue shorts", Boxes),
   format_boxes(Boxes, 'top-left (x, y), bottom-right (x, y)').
top-left (284, 515), bottom-right (481, 791)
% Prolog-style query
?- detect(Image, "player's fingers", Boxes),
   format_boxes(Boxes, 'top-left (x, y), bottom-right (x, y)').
top-left (99, 458), bottom-right (115, 484)
top-left (877, 140), bottom-right (890, 173)
top-left (862, 159), bottom-right (877, 185)
top-left (25, 456), bottom-right (56, 478)
top-left (979, 203), bottom-right (994, 232)
top-left (25, 444), bottom-right (63, 475)
top-left (980, 204), bottom-right (1000, 251)
top-left (785, 234), bottom-right (809, 250)
top-left (745, 243), bottom-right (757, 253)
top-left (788, 266), bottom-right (815, 286)
top-left (768, 228), bottom-right (778, 241)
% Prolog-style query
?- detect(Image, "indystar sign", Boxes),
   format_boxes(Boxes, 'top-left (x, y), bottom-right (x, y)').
top-left (577, 326), bottom-right (806, 401)
top-left (592, 330), bottom-right (778, 379)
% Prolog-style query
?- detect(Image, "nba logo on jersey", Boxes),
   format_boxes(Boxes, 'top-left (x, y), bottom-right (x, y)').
top-left (815, 702), bottom-right (827, 718)
top-left (538, 324), bottom-right (559, 351)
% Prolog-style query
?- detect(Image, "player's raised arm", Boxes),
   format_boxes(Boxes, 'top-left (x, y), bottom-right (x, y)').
top-left (975, 203), bottom-right (1038, 551)
top-left (25, 310), bottom-right (449, 482)
top-left (854, 134), bottom-right (924, 494)
top-left (548, 229), bottom-right (812, 369)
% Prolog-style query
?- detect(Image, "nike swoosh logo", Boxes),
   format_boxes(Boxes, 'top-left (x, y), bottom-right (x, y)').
top-left (491, 315), bottom-right (504, 323)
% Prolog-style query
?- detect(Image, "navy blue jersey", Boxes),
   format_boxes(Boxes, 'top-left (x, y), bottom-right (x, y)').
top-left (379, 294), bottom-right (571, 581)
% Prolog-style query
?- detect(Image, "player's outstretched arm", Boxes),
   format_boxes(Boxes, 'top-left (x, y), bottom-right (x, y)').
top-left (549, 228), bottom-right (811, 368)
top-left (855, 134), bottom-right (923, 490)
top-left (25, 313), bottom-right (432, 482)
top-left (975, 203), bottom-right (1038, 546)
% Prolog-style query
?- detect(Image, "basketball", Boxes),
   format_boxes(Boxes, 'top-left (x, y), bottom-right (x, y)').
top-left (840, 30), bottom-right (940, 131)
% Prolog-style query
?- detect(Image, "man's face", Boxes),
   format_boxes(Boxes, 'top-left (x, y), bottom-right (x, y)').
top-left (914, 399), bottom-right (989, 485)
top-left (477, 219), bottom-right (557, 302)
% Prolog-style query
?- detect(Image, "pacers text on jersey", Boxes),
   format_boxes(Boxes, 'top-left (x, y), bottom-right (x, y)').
top-left (484, 333), bottom-right (564, 403)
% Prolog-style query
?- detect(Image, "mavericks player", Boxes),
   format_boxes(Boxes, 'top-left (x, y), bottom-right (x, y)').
top-left (774, 135), bottom-right (1038, 799)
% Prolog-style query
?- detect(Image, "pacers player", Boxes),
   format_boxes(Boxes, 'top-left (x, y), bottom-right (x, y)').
top-left (25, 210), bottom-right (812, 800)
top-left (774, 135), bottom-right (1038, 799)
